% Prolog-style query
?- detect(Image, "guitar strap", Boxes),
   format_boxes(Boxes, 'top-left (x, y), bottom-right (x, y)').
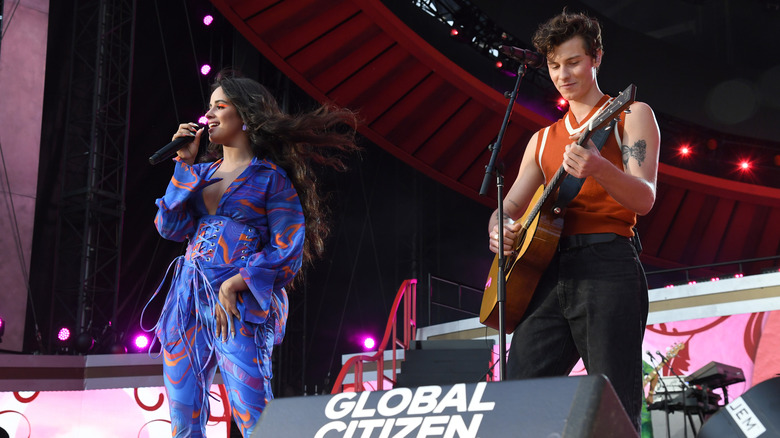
top-left (553, 121), bottom-right (615, 211)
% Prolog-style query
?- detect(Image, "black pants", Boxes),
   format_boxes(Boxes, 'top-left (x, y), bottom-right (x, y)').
top-left (506, 235), bottom-right (649, 431)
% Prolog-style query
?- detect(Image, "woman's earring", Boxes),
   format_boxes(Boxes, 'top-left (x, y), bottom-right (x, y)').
top-left (242, 123), bottom-right (247, 132)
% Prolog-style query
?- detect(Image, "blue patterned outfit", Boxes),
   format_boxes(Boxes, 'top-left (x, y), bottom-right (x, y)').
top-left (147, 156), bottom-right (303, 437)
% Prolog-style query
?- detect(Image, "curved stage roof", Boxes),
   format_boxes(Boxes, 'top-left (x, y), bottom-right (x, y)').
top-left (210, 0), bottom-right (780, 274)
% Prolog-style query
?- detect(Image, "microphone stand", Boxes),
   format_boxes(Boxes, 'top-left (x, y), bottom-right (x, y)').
top-left (658, 354), bottom-right (698, 438)
top-left (647, 353), bottom-right (673, 438)
top-left (479, 61), bottom-right (530, 381)
top-left (663, 357), bottom-right (700, 437)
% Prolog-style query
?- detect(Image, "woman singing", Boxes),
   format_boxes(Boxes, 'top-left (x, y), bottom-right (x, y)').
top-left (147, 71), bottom-right (359, 437)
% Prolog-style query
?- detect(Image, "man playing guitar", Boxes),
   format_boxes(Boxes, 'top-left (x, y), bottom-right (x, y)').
top-left (487, 10), bottom-right (660, 432)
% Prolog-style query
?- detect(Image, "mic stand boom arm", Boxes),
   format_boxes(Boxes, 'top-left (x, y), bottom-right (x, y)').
top-left (479, 62), bottom-right (530, 381)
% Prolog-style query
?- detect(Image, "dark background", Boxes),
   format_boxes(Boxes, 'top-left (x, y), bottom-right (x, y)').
top-left (29, 0), bottom-right (494, 397)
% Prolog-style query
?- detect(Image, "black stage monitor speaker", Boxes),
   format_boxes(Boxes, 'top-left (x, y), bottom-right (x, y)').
top-left (253, 374), bottom-right (637, 437)
top-left (698, 376), bottom-right (780, 438)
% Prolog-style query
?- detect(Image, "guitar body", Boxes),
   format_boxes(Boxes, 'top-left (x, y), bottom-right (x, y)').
top-left (480, 185), bottom-right (564, 333)
top-left (479, 83), bottom-right (637, 333)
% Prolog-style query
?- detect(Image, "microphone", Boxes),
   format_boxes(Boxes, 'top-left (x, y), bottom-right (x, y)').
top-left (646, 351), bottom-right (657, 364)
top-left (656, 351), bottom-right (668, 363)
top-left (148, 125), bottom-right (206, 165)
top-left (498, 45), bottom-right (544, 68)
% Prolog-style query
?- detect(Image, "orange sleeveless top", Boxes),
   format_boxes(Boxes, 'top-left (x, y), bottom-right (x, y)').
top-left (534, 94), bottom-right (635, 238)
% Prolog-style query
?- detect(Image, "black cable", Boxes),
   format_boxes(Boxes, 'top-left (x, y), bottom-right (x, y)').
top-left (306, 216), bottom-right (339, 355)
top-left (153, 0), bottom-right (181, 120)
top-left (358, 162), bottom-right (388, 316)
top-left (0, 0), bottom-right (20, 42)
top-left (119, 235), bottom-right (165, 335)
top-left (0, 139), bottom-right (44, 351)
top-left (324, 173), bottom-right (372, 386)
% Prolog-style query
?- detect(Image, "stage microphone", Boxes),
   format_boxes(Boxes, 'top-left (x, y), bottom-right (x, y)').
top-left (498, 45), bottom-right (544, 68)
top-left (148, 125), bottom-right (206, 165)
top-left (646, 351), bottom-right (657, 364)
top-left (656, 351), bottom-right (668, 363)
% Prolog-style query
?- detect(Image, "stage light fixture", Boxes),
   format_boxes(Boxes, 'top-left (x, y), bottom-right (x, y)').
top-left (362, 337), bottom-right (376, 350)
top-left (739, 160), bottom-right (751, 170)
top-left (556, 98), bottom-right (569, 112)
top-left (134, 334), bottom-right (150, 350)
top-left (203, 15), bottom-right (214, 26)
top-left (57, 327), bottom-right (71, 342)
top-left (679, 145), bottom-right (691, 156)
top-left (200, 64), bottom-right (211, 75)
top-left (75, 331), bottom-right (94, 354)
top-left (109, 343), bottom-right (127, 354)
top-left (494, 59), bottom-right (519, 77)
top-left (198, 115), bottom-right (208, 125)
top-left (55, 326), bottom-right (73, 354)
top-left (447, 24), bottom-right (474, 43)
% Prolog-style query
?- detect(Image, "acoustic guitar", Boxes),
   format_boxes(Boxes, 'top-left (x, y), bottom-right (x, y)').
top-left (480, 84), bottom-right (637, 332)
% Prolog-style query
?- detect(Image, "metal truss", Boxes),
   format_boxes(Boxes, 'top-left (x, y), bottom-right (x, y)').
top-left (50, 0), bottom-right (136, 352)
top-left (410, 0), bottom-right (554, 91)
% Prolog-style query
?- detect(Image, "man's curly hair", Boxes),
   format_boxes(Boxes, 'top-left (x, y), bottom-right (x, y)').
top-left (532, 10), bottom-right (603, 62)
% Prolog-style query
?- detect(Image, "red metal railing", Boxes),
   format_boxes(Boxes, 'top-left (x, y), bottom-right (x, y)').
top-left (330, 279), bottom-right (417, 394)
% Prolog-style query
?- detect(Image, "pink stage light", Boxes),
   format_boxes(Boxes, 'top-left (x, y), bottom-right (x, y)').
top-left (556, 98), bottom-right (569, 112)
top-left (363, 337), bottom-right (376, 350)
top-left (198, 115), bottom-right (208, 125)
top-left (134, 334), bottom-right (149, 350)
top-left (58, 327), bottom-right (71, 342)
top-left (200, 64), bottom-right (212, 75)
top-left (203, 15), bottom-right (214, 26)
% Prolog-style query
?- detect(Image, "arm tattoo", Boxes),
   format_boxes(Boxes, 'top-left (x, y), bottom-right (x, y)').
top-left (493, 211), bottom-right (512, 223)
top-left (621, 139), bottom-right (647, 167)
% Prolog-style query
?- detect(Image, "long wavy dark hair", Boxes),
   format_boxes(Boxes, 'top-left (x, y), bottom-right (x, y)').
top-left (204, 70), bottom-right (359, 271)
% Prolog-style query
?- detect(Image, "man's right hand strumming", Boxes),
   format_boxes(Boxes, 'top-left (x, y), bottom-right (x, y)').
top-left (488, 219), bottom-right (523, 256)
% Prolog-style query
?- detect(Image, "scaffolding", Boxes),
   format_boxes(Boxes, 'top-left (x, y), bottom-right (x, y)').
top-left (50, 0), bottom-right (136, 352)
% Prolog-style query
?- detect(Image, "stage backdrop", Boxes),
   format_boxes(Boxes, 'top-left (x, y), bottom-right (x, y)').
top-left (0, 0), bottom-right (49, 352)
